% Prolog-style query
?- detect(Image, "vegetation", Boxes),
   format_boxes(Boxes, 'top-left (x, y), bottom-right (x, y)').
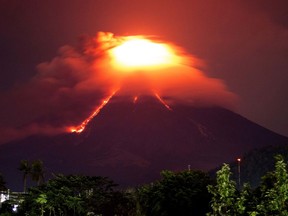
top-left (230, 144), bottom-right (288, 188)
top-left (18, 159), bottom-right (44, 192)
top-left (1, 155), bottom-right (288, 215)
top-left (252, 155), bottom-right (288, 215)
top-left (17, 174), bottom-right (136, 216)
top-left (207, 154), bottom-right (288, 216)
top-left (207, 163), bottom-right (237, 215)
top-left (18, 160), bottom-right (31, 193)
top-left (137, 170), bottom-right (211, 216)
top-left (207, 163), bottom-right (252, 216)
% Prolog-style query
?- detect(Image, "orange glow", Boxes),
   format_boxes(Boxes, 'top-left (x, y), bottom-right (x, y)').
top-left (154, 93), bottom-right (172, 111)
top-left (133, 96), bottom-right (138, 103)
top-left (110, 37), bottom-right (179, 70)
top-left (237, 158), bottom-right (241, 162)
top-left (69, 92), bottom-right (116, 133)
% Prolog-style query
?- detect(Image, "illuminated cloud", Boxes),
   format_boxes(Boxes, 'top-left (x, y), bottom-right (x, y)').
top-left (0, 32), bottom-right (237, 143)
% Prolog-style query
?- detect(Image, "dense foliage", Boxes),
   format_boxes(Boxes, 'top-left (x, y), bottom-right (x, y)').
top-left (137, 170), bottom-right (211, 216)
top-left (2, 154), bottom-right (288, 215)
top-left (207, 163), bottom-right (252, 216)
top-left (252, 155), bottom-right (288, 215)
top-left (207, 155), bottom-right (288, 216)
top-left (17, 174), bottom-right (136, 216)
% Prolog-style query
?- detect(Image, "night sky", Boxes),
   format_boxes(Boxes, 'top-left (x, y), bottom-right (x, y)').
top-left (0, 0), bottom-right (288, 143)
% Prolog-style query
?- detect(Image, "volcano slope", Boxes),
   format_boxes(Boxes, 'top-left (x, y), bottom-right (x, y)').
top-left (0, 94), bottom-right (287, 190)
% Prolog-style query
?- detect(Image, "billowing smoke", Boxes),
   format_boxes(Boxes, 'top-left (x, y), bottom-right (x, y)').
top-left (0, 32), bottom-right (237, 143)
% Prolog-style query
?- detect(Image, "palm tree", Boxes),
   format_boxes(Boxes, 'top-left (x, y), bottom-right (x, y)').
top-left (31, 160), bottom-right (45, 186)
top-left (18, 160), bottom-right (31, 192)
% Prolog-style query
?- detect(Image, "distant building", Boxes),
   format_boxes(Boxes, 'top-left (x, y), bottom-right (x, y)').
top-left (0, 190), bottom-right (27, 212)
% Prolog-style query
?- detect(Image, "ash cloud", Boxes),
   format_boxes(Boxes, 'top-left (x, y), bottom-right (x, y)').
top-left (150, 65), bottom-right (238, 109)
top-left (113, 38), bottom-right (238, 109)
top-left (0, 32), bottom-right (116, 143)
top-left (0, 32), bottom-right (237, 144)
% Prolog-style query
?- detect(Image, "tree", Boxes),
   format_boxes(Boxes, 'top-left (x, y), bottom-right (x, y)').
top-left (18, 159), bottom-right (45, 192)
top-left (207, 163), bottom-right (238, 216)
top-left (31, 160), bottom-right (45, 186)
top-left (18, 174), bottom-right (136, 216)
top-left (255, 154), bottom-right (288, 215)
top-left (137, 170), bottom-right (211, 216)
top-left (235, 183), bottom-right (252, 215)
top-left (18, 160), bottom-right (31, 192)
top-left (65, 195), bottom-right (84, 216)
top-left (207, 156), bottom-right (288, 216)
top-left (36, 193), bottom-right (47, 216)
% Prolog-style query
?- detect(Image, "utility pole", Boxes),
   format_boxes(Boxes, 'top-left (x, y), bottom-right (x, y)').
top-left (237, 158), bottom-right (241, 189)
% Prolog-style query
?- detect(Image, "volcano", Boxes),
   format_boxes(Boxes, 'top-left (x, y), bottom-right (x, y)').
top-left (0, 92), bottom-right (287, 190)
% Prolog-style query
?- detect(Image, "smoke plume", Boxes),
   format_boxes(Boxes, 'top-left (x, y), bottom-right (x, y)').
top-left (0, 32), bottom-right (237, 143)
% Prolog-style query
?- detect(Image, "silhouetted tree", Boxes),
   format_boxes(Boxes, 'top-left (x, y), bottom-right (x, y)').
top-left (31, 160), bottom-right (44, 186)
top-left (18, 160), bottom-right (31, 192)
top-left (137, 170), bottom-right (211, 216)
top-left (18, 159), bottom-right (45, 192)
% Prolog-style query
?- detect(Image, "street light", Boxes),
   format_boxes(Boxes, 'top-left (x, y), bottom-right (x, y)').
top-left (237, 158), bottom-right (241, 189)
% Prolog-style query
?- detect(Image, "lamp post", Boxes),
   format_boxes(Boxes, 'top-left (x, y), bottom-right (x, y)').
top-left (237, 158), bottom-right (241, 189)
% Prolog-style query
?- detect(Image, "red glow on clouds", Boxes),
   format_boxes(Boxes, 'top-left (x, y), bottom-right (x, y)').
top-left (98, 32), bottom-right (237, 109)
top-left (0, 32), bottom-right (238, 142)
top-left (110, 37), bottom-right (180, 69)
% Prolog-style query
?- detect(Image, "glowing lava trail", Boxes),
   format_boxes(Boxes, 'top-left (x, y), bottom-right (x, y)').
top-left (154, 93), bottom-right (173, 111)
top-left (70, 92), bottom-right (116, 133)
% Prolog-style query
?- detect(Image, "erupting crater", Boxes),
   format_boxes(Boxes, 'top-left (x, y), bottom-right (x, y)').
top-left (111, 37), bottom-right (178, 69)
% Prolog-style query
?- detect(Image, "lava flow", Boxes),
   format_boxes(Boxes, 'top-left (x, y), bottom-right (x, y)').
top-left (69, 92), bottom-right (116, 133)
top-left (154, 93), bottom-right (173, 111)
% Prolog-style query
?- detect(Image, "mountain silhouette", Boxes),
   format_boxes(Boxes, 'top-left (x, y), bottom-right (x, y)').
top-left (0, 93), bottom-right (287, 190)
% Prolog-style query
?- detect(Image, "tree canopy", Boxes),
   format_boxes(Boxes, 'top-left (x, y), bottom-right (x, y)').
top-left (18, 174), bottom-right (136, 216)
top-left (137, 170), bottom-right (211, 216)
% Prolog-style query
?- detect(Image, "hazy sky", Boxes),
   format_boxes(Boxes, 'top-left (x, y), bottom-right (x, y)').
top-left (0, 0), bottom-right (288, 140)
